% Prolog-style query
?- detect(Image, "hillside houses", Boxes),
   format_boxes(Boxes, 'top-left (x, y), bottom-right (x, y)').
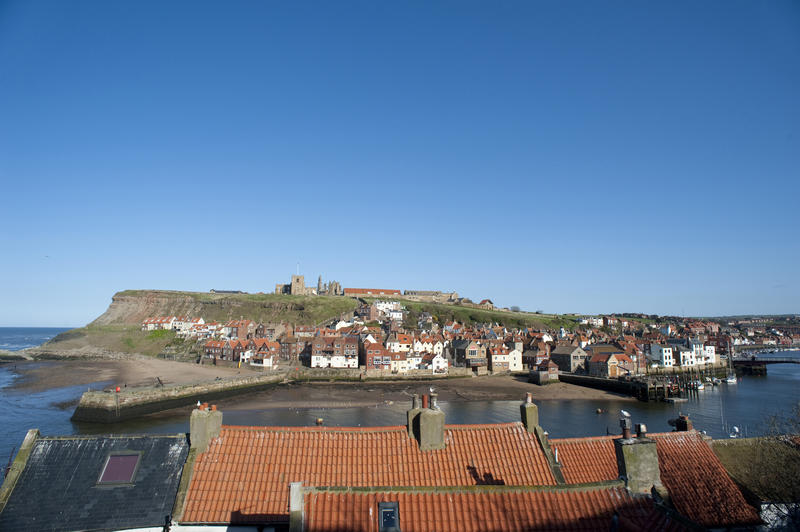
top-left (142, 308), bottom-right (795, 380)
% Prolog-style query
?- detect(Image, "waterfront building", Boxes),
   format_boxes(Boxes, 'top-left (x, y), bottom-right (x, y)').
top-left (650, 344), bottom-right (675, 368)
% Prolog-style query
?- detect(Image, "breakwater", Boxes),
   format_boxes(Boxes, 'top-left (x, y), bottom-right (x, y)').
top-left (71, 367), bottom-right (472, 423)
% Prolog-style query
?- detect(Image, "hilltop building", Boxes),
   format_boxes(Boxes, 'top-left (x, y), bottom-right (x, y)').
top-left (275, 274), bottom-right (342, 296)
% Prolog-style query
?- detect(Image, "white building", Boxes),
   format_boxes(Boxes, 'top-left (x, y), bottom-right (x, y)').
top-left (250, 354), bottom-right (277, 369)
top-left (588, 317), bottom-right (604, 328)
top-left (676, 347), bottom-right (697, 367)
top-left (387, 309), bottom-right (405, 322)
top-left (386, 333), bottom-right (412, 353)
top-left (375, 300), bottom-right (400, 314)
top-left (508, 348), bottom-right (523, 372)
top-left (423, 352), bottom-right (449, 373)
top-left (650, 344), bottom-right (674, 368)
top-left (407, 352), bottom-right (423, 369)
top-left (311, 354), bottom-right (358, 369)
top-left (703, 344), bottom-right (717, 365)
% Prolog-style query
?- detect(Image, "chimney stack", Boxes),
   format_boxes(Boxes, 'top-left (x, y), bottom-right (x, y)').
top-left (190, 404), bottom-right (223, 453)
top-left (675, 414), bottom-right (693, 432)
top-left (520, 392), bottom-right (539, 433)
top-left (406, 394), bottom-right (422, 438)
top-left (416, 394), bottom-right (445, 451)
top-left (614, 415), bottom-right (664, 495)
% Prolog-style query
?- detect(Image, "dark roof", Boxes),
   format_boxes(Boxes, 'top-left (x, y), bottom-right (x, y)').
top-left (0, 434), bottom-right (189, 532)
top-left (551, 345), bottom-right (583, 355)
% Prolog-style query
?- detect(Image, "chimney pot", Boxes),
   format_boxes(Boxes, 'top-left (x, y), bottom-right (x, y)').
top-left (430, 392), bottom-right (439, 410)
top-left (636, 423), bottom-right (647, 438)
top-left (620, 417), bottom-right (632, 440)
top-left (422, 394), bottom-right (429, 409)
top-left (211, 404), bottom-right (217, 411)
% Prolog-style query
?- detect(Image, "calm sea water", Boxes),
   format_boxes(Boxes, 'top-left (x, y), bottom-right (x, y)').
top-left (0, 327), bottom-right (71, 351)
top-left (1, 327), bottom-right (799, 470)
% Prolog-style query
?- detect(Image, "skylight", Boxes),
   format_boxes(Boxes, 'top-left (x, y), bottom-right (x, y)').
top-left (378, 501), bottom-right (400, 532)
top-left (98, 453), bottom-right (140, 484)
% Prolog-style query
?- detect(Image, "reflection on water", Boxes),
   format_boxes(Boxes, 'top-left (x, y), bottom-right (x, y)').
top-left (2, 356), bottom-right (799, 466)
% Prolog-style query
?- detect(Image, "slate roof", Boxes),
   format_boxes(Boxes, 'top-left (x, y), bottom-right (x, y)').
top-left (303, 486), bottom-right (687, 532)
top-left (0, 434), bottom-right (189, 532)
top-left (549, 431), bottom-right (762, 528)
top-left (181, 422), bottom-right (556, 524)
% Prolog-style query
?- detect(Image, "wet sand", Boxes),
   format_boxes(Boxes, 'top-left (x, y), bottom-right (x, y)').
top-left (216, 376), bottom-right (635, 411)
top-left (5, 359), bottom-right (634, 409)
top-left (6, 357), bottom-right (244, 392)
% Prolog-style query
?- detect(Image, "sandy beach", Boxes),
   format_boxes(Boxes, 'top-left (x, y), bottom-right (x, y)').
top-left (6, 357), bottom-right (244, 393)
top-left (5, 358), bottom-right (634, 407)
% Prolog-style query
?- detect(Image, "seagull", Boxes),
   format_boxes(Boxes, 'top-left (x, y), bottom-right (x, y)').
top-left (197, 400), bottom-right (201, 407)
top-left (620, 410), bottom-right (631, 418)
top-left (429, 386), bottom-right (435, 393)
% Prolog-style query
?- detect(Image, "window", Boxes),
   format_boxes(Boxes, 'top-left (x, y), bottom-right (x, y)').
top-left (378, 501), bottom-right (400, 532)
top-left (98, 452), bottom-right (141, 484)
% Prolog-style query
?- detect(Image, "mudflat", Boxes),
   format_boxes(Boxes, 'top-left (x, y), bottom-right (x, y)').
top-left (7, 357), bottom-right (244, 392)
top-left (6, 358), bottom-right (633, 406)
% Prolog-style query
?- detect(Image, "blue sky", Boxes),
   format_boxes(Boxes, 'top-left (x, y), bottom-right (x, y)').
top-left (1, 1), bottom-right (798, 326)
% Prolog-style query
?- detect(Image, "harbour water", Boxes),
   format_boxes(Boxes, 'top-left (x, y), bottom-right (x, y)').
top-left (1, 328), bottom-right (799, 467)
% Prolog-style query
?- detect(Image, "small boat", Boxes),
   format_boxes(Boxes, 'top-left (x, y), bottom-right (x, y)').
top-left (712, 378), bottom-right (721, 386)
top-left (695, 381), bottom-right (705, 390)
top-left (725, 374), bottom-right (737, 384)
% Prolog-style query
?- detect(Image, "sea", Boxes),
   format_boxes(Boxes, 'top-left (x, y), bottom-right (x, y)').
top-left (1, 327), bottom-right (799, 470)
top-left (0, 327), bottom-right (71, 352)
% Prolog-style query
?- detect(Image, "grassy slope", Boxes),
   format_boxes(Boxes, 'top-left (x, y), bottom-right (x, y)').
top-left (112, 290), bottom-right (359, 325)
top-left (48, 326), bottom-right (186, 357)
top-left (43, 290), bottom-right (580, 357)
top-left (45, 291), bottom-right (360, 357)
top-left (363, 297), bottom-right (579, 330)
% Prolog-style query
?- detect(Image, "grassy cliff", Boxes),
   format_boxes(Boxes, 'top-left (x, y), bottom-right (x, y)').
top-left (363, 297), bottom-right (579, 330)
top-left (91, 290), bottom-right (360, 326)
top-left (38, 290), bottom-right (359, 358)
top-left (36, 290), bottom-right (577, 358)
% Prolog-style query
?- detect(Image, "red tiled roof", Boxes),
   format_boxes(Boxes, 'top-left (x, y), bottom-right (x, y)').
top-left (303, 487), bottom-right (686, 532)
top-left (344, 288), bottom-right (402, 295)
top-left (550, 431), bottom-right (761, 528)
top-left (181, 422), bottom-right (555, 524)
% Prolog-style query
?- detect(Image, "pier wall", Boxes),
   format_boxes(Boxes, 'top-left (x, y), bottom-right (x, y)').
top-left (71, 367), bottom-right (472, 423)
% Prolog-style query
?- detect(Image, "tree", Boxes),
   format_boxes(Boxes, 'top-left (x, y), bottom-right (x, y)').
top-left (510, 306), bottom-right (521, 312)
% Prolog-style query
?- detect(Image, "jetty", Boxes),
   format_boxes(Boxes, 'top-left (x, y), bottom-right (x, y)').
top-left (733, 355), bottom-right (799, 375)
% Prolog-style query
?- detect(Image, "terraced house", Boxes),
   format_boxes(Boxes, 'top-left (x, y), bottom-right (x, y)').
top-left (0, 398), bottom-right (771, 531)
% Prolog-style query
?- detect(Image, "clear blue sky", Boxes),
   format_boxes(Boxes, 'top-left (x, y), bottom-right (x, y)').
top-left (1, 1), bottom-right (798, 326)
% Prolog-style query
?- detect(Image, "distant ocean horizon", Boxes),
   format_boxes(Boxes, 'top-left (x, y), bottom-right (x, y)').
top-left (0, 327), bottom-right (72, 351)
